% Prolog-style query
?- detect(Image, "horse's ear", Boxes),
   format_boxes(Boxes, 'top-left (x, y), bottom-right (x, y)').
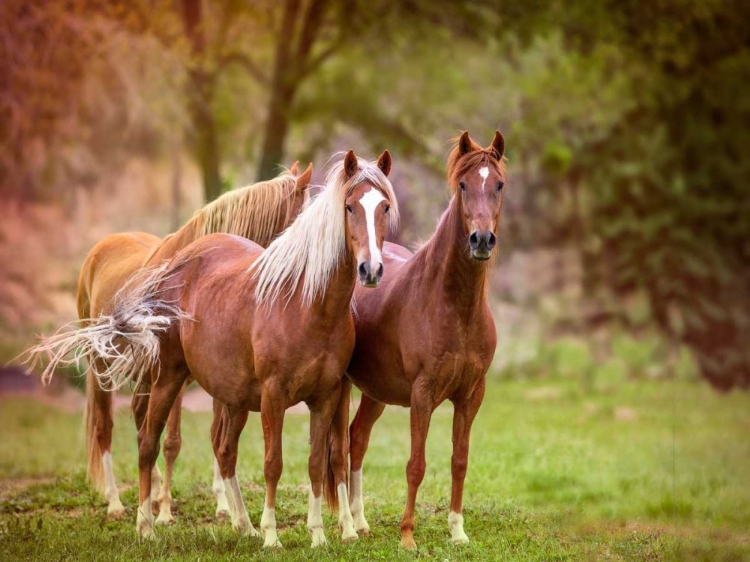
top-left (289, 160), bottom-right (300, 176)
top-left (377, 150), bottom-right (392, 177)
top-left (489, 131), bottom-right (505, 160)
top-left (458, 131), bottom-right (473, 156)
top-left (296, 163), bottom-right (313, 191)
top-left (344, 150), bottom-right (358, 179)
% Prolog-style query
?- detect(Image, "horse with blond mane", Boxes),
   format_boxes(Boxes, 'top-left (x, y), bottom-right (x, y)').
top-left (34, 150), bottom-right (398, 548)
top-left (324, 131), bottom-right (506, 549)
top-left (28, 163), bottom-right (312, 523)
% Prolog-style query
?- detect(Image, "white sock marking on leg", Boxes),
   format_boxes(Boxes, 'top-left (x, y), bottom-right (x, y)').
top-left (101, 452), bottom-right (124, 515)
top-left (448, 510), bottom-right (469, 544)
top-left (212, 458), bottom-right (230, 516)
top-left (337, 482), bottom-right (358, 541)
top-left (136, 497), bottom-right (155, 539)
top-left (307, 488), bottom-right (326, 547)
top-left (261, 492), bottom-right (281, 548)
top-left (349, 469), bottom-right (370, 533)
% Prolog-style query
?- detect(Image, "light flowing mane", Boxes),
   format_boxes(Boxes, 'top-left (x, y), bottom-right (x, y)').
top-left (186, 171), bottom-right (299, 246)
top-left (251, 155), bottom-right (399, 307)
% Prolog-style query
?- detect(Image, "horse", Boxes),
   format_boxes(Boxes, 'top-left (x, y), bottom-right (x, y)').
top-left (29, 163), bottom-right (312, 523)
top-left (324, 131), bottom-right (506, 549)
top-left (63, 150), bottom-right (399, 547)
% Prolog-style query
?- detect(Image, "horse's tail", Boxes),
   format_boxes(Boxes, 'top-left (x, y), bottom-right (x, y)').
top-left (84, 368), bottom-right (105, 492)
top-left (323, 379), bottom-right (352, 511)
top-left (23, 261), bottom-right (190, 393)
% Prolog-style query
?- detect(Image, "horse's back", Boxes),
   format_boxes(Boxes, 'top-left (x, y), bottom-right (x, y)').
top-left (77, 232), bottom-right (160, 319)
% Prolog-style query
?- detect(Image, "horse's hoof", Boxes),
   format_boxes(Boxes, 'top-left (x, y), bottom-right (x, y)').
top-left (249, 526), bottom-right (261, 538)
top-left (215, 509), bottom-right (230, 522)
top-left (451, 535), bottom-right (470, 545)
top-left (106, 505), bottom-right (126, 521)
top-left (356, 526), bottom-right (371, 537)
top-left (400, 535), bottom-right (417, 550)
top-left (263, 538), bottom-right (283, 549)
top-left (341, 529), bottom-right (358, 543)
top-left (155, 512), bottom-right (175, 526)
top-left (138, 526), bottom-right (157, 540)
top-left (310, 529), bottom-right (327, 548)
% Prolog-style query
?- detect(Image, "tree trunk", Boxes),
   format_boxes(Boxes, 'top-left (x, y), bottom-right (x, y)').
top-left (192, 90), bottom-right (222, 202)
top-left (257, 87), bottom-right (294, 181)
top-left (182, 0), bottom-right (222, 202)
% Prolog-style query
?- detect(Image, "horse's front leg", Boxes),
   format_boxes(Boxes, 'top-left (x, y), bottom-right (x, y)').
top-left (400, 384), bottom-right (434, 550)
top-left (155, 382), bottom-right (187, 525)
top-left (307, 381), bottom-right (356, 547)
top-left (448, 378), bottom-right (485, 544)
top-left (260, 389), bottom-right (286, 548)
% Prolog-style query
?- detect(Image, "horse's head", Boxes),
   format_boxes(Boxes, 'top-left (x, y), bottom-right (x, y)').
top-left (342, 149), bottom-right (395, 288)
top-left (287, 161), bottom-right (313, 226)
top-left (448, 131), bottom-right (507, 261)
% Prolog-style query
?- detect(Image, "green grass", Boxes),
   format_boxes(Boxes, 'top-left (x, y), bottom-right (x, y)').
top-left (1, 379), bottom-right (749, 560)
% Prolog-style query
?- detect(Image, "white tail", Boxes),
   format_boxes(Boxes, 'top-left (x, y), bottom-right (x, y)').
top-left (23, 262), bottom-right (191, 392)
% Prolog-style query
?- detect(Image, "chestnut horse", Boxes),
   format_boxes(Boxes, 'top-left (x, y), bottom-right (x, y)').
top-left (325, 131), bottom-right (506, 549)
top-left (31, 164), bottom-right (311, 522)
top-left (74, 150), bottom-right (398, 546)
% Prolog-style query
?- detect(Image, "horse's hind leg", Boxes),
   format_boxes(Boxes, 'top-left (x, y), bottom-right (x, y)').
top-left (135, 369), bottom-right (186, 539)
top-left (210, 398), bottom-right (230, 520)
top-left (88, 363), bottom-right (125, 520)
top-left (155, 382), bottom-right (186, 525)
top-left (132, 380), bottom-right (162, 509)
top-left (349, 393), bottom-right (386, 535)
top-left (212, 404), bottom-right (258, 537)
top-left (448, 379), bottom-right (485, 545)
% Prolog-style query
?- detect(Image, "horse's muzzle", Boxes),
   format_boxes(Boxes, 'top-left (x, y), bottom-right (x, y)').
top-left (358, 261), bottom-right (383, 288)
top-left (469, 230), bottom-right (496, 261)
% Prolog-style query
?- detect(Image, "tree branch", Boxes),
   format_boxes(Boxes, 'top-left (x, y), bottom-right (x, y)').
top-left (218, 51), bottom-right (269, 85)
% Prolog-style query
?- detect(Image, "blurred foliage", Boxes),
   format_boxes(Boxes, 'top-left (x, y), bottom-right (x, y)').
top-left (1, 0), bottom-right (748, 389)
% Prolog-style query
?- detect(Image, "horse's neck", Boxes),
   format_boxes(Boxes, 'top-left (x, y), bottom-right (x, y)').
top-left (419, 196), bottom-right (489, 312)
top-left (311, 253), bottom-right (357, 320)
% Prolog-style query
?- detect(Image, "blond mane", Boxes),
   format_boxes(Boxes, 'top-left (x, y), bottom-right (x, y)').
top-left (186, 171), bottom-right (299, 247)
top-left (251, 155), bottom-right (399, 307)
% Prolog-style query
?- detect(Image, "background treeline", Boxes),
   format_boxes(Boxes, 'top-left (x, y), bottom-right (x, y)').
top-left (1, 0), bottom-right (748, 390)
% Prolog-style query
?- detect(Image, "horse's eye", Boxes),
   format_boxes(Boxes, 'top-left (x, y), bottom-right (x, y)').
top-left (346, 205), bottom-right (353, 213)
top-left (384, 205), bottom-right (390, 214)
top-left (459, 182), bottom-right (467, 191)
top-left (496, 181), bottom-right (505, 191)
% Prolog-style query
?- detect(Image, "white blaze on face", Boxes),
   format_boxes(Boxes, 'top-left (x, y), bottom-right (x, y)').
top-left (479, 166), bottom-right (490, 191)
top-left (358, 187), bottom-right (386, 271)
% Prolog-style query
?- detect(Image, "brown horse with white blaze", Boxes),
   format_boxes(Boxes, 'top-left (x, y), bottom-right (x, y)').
top-left (89, 150), bottom-right (398, 547)
top-left (325, 131), bottom-right (506, 549)
top-left (31, 163), bottom-right (311, 522)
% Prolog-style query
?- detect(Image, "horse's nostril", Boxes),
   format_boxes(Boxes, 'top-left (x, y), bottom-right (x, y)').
top-left (469, 232), bottom-right (480, 249)
top-left (487, 232), bottom-right (497, 249)
top-left (376, 263), bottom-right (384, 278)
top-left (358, 263), bottom-right (369, 278)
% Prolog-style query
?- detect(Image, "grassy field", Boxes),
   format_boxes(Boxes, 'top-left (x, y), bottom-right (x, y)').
top-left (1, 378), bottom-right (749, 561)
